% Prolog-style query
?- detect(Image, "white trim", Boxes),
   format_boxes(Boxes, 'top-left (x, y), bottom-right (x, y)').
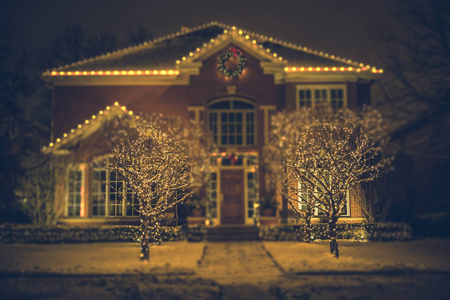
top-left (65, 164), bottom-right (86, 217)
top-left (295, 84), bottom-right (347, 109)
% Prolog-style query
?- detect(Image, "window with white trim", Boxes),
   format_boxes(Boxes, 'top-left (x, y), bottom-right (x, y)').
top-left (297, 181), bottom-right (350, 216)
top-left (91, 169), bottom-right (139, 217)
top-left (67, 167), bottom-right (84, 217)
top-left (296, 85), bottom-right (347, 109)
top-left (208, 99), bottom-right (256, 146)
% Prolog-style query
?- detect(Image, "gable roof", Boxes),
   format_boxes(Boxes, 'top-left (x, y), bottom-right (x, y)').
top-left (42, 21), bottom-right (382, 81)
top-left (44, 102), bottom-right (139, 152)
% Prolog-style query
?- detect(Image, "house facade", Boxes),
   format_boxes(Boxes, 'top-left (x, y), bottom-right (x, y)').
top-left (43, 22), bottom-right (382, 226)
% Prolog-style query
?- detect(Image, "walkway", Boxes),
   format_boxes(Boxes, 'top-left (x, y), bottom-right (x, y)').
top-left (197, 242), bottom-right (284, 285)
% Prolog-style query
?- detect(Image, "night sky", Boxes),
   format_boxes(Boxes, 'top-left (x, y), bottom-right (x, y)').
top-left (2, 0), bottom-right (392, 68)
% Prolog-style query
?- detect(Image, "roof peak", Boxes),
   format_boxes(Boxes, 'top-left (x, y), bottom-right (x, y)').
top-left (43, 21), bottom-right (382, 76)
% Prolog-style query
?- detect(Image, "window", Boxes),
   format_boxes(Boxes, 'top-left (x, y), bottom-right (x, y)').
top-left (67, 168), bottom-right (83, 217)
top-left (91, 169), bottom-right (139, 217)
top-left (297, 181), bottom-right (350, 216)
top-left (207, 172), bottom-right (218, 218)
top-left (208, 99), bottom-right (256, 146)
top-left (296, 85), bottom-right (346, 109)
top-left (247, 171), bottom-right (258, 218)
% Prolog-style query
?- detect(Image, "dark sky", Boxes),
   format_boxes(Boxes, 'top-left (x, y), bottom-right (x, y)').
top-left (2, 0), bottom-right (392, 67)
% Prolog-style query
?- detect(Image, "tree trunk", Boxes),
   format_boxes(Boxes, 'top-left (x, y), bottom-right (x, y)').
top-left (140, 216), bottom-right (150, 261)
top-left (328, 217), bottom-right (339, 258)
top-left (303, 214), bottom-right (312, 243)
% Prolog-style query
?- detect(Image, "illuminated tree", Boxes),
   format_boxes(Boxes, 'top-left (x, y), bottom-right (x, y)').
top-left (267, 107), bottom-right (391, 256)
top-left (264, 109), bottom-right (319, 242)
top-left (111, 114), bottom-right (212, 261)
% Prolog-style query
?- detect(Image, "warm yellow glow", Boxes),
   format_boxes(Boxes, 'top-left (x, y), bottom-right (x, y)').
top-left (51, 71), bottom-right (57, 76)
top-left (114, 102), bottom-right (119, 106)
top-left (161, 70), bottom-right (167, 75)
top-left (128, 70), bottom-right (134, 75)
top-left (49, 143), bottom-right (54, 147)
top-left (121, 71), bottom-right (126, 75)
top-left (90, 71), bottom-right (95, 75)
top-left (245, 35), bottom-right (249, 39)
top-left (75, 71), bottom-right (80, 75)
top-left (99, 110), bottom-right (104, 115)
top-left (292, 67), bottom-right (297, 71)
top-left (232, 26), bottom-right (236, 30)
top-left (113, 71), bottom-right (119, 75)
top-left (300, 67), bottom-right (305, 71)
top-left (145, 70), bottom-right (150, 74)
top-left (56, 138), bottom-right (61, 142)
top-left (349, 67), bottom-right (353, 71)
top-left (135, 115), bottom-right (140, 120)
top-left (82, 71), bottom-right (87, 75)
top-left (316, 67), bottom-right (321, 71)
top-left (252, 40), bottom-right (256, 44)
top-left (137, 70), bottom-right (142, 75)
top-left (238, 30), bottom-right (243, 34)
top-left (340, 67), bottom-right (345, 71)
top-left (63, 133), bottom-right (67, 137)
top-left (168, 70), bottom-right (174, 75)
top-left (175, 70), bottom-right (180, 75)
top-left (59, 71), bottom-right (65, 75)
top-left (92, 115), bottom-right (96, 119)
top-left (221, 152), bottom-right (226, 156)
top-left (332, 67), bottom-right (337, 71)
top-left (78, 124), bottom-right (82, 128)
top-left (153, 70), bottom-right (158, 75)
top-left (308, 67), bottom-right (313, 71)
top-left (121, 106), bottom-right (126, 111)
top-left (67, 72), bottom-right (72, 75)
top-left (324, 67), bottom-right (329, 71)
top-left (70, 129), bottom-right (75, 133)
top-left (129, 111), bottom-right (133, 115)
top-left (85, 120), bottom-right (89, 124)
top-left (284, 67), bottom-right (288, 71)
top-left (106, 106), bottom-right (111, 110)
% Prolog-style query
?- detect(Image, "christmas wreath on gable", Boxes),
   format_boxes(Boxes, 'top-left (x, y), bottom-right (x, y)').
top-left (218, 48), bottom-right (247, 79)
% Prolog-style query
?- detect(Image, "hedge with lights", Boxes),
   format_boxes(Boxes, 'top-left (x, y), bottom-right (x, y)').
top-left (218, 48), bottom-right (247, 79)
top-left (0, 222), bottom-right (412, 244)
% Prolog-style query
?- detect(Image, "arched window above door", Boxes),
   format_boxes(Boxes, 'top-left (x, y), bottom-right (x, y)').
top-left (208, 99), bottom-right (256, 146)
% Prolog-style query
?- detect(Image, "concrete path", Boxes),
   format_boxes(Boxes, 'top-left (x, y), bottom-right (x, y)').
top-left (197, 242), bottom-right (284, 285)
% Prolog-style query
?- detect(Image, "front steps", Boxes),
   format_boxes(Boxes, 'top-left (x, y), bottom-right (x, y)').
top-left (206, 225), bottom-right (260, 241)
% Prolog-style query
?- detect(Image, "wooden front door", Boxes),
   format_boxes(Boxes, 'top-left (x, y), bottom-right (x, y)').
top-left (220, 169), bottom-right (245, 224)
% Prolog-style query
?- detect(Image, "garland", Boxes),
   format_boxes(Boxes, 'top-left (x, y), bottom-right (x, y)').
top-left (218, 48), bottom-right (247, 79)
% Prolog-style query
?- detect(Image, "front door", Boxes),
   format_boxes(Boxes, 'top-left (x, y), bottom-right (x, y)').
top-left (220, 169), bottom-right (245, 224)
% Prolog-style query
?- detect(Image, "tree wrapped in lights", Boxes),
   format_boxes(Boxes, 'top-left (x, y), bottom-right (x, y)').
top-left (264, 109), bottom-right (320, 242)
top-left (267, 106), bottom-right (391, 256)
top-left (111, 114), bottom-right (212, 261)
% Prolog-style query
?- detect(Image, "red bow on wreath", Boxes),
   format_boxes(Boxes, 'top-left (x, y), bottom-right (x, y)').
top-left (230, 47), bottom-right (242, 58)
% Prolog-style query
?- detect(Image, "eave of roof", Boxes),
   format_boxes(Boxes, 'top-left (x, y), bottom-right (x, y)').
top-left (43, 102), bottom-right (138, 152)
top-left (42, 21), bottom-right (382, 80)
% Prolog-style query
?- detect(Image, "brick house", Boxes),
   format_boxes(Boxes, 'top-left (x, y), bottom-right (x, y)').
top-left (42, 22), bottom-right (382, 226)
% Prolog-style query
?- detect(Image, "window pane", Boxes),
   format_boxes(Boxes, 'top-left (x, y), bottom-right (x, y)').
top-left (233, 100), bottom-right (254, 109)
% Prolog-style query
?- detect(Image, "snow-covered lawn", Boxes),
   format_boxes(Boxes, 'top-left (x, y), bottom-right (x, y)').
top-left (1, 239), bottom-right (450, 299)
top-left (0, 241), bottom-right (204, 275)
top-left (264, 239), bottom-right (450, 274)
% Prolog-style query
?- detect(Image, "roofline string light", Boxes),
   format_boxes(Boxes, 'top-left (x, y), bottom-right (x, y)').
top-left (45, 21), bottom-right (382, 76)
top-left (49, 70), bottom-right (180, 76)
top-left (44, 101), bottom-right (139, 150)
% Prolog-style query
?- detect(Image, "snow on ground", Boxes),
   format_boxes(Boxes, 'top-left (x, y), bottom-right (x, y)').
top-left (263, 239), bottom-right (450, 274)
top-left (0, 241), bottom-right (204, 275)
top-left (1, 239), bottom-right (450, 299)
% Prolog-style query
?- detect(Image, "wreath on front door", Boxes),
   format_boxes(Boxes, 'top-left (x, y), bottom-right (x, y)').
top-left (218, 48), bottom-right (247, 79)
